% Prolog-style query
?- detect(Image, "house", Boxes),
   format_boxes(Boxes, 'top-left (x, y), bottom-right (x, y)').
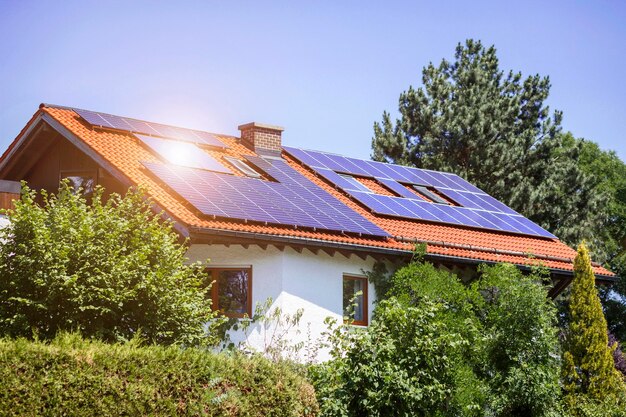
top-left (0, 104), bottom-right (614, 359)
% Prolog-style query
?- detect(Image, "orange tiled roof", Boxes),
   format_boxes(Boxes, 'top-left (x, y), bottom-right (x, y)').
top-left (9, 105), bottom-right (613, 277)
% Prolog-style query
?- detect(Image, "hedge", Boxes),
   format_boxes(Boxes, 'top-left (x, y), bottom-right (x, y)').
top-left (0, 333), bottom-right (318, 416)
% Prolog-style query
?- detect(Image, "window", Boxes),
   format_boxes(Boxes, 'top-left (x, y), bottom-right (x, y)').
top-left (224, 156), bottom-right (262, 178)
top-left (206, 268), bottom-right (252, 318)
top-left (412, 185), bottom-right (454, 205)
top-left (339, 174), bottom-right (372, 193)
top-left (60, 170), bottom-right (97, 197)
top-left (343, 275), bottom-right (368, 326)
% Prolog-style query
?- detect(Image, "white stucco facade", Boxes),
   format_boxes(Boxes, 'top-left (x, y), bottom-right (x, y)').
top-left (186, 244), bottom-right (382, 361)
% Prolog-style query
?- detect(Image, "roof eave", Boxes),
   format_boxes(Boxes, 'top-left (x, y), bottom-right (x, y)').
top-left (187, 225), bottom-right (615, 281)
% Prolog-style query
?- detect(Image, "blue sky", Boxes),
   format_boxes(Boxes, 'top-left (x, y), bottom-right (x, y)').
top-left (0, 1), bottom-right (624, 161)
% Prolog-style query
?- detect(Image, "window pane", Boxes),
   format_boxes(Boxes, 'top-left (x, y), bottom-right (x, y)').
top-left (217, 269), bottom-right (249, 315)
top-left (63, 175), bottom-right (96, 196)
top-left (343, 277), bottom-right (365, 323)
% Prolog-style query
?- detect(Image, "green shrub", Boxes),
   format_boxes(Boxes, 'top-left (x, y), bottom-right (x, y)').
top-left (310, 298), bottom-right (476, 417)
top-left (0, 183), bottom-right (215, 345)
top-left (0, 333), bottom-right (318, 416)
top-left (311, 257), bottom-right (562, 417)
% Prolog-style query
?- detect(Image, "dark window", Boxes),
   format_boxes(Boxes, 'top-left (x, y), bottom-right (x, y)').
top-left (343, 275), bottom-right (368, 326)
top-left (411, 185), bottom-right (456, 205)
top-left (60, 170), bottom-right (97, 197)
top-left (206, 268), bottom-right (252, 318)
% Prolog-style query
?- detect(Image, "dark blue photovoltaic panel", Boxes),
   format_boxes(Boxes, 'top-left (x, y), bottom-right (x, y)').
top-left (74, 108), bottom-right (227, 149)
top-left (340, 183), bottom-right (555, 238)
top-left (142, 160), bottom-right (389, 237)
top-left (245, 156), bottom-right (388, 235)
top-left (284, 146), bottom-right (556, 239)
top-left (136, 134), bottom-right (231, 174)
top-left (286, 148), bottom-right (554, 238)
top-left (376, 178), bottom-right (416, 199)
top-left (284, 146), bottom-right (484, 192)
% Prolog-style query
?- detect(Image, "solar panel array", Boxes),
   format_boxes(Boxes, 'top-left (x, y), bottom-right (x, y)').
top-left (284, 147), bottom-right (556, 239)
top-left (75, 108), bottom-right (227, 149)
top-left (142, 159), bottom-right (389, 237)
top-left (136, 134), bottom-right (231, 174)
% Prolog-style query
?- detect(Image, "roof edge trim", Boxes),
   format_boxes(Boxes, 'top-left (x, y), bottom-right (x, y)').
top-left (41, 112), bottom-right (192, 239)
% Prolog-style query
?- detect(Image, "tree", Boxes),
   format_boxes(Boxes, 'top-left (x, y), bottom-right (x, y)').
top-left (567, 135), bottom-right (626, 341)
top-left (312, 255), bottom-right (562, 417)
top-left (562, 243), bottom-right (625, 405)
top-left (372, 39), bottom-right (602, 245)
top-left (0, 182), bottom-right (215, 345)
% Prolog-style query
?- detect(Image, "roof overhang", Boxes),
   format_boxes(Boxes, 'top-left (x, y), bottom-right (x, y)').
top-left (0, 111), bottom-right (193, 239)
top-left (188, 226), bottom-right (615, 291)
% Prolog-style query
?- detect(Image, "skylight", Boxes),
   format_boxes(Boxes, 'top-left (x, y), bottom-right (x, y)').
top-left (339, 174), bottom-right (372, 193)
top-left (412, 185), bottom-right (453, 205)
top-left (224, 156), bottom-right (261, 178)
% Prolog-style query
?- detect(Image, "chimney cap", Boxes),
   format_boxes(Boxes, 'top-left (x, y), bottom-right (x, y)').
top-left (238, 122), bottom-right (284, 132)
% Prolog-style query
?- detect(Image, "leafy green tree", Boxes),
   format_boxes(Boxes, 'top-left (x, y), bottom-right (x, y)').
top-left (0, 182), bottom-right (215, 345)
top-left (312, 255), bottom-right (562, 417)
top-left (372, 39), bottom-right (602, 245)
top-left (473, 264), bottom-right (561, 416)
top-left (565, 135), bottom-right (626, 341)
top-left (562, 243), bottom-right (625, 407)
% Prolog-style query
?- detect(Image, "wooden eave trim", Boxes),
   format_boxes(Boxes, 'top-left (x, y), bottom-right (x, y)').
top-left (41, 113), bottom-right (192, 239)
top-left (0, 113), bottom-right (46, 175)
top-left (1, 112), bottom-right (191, 239)
top-left (187, 226), bottom-right (615, 284)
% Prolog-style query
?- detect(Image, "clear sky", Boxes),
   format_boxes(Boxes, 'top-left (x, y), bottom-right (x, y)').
top-left (1, 1), bottom-right (624, 161)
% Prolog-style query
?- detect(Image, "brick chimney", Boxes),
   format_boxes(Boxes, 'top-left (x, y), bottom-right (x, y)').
top-left (238, 122), bottom-right (284, 154)
top-left (0, 180), bottom-right (20, 211)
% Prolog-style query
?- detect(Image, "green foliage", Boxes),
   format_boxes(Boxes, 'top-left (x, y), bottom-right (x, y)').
top-left (562, 243), bottom-right (625, 406)
top-left (561, 396), bottom-right (626, 417)
top-left (565, 135), bottom-right (626, 341)
top-left (0, 182), bottom-right (215, 345)
top-left (312, 259), bottom-right (561, 417)
top-left (372, 39), bottom-right (602, 245)
top-left (310, 299), bottom-right (474, 417)
top-left (0, 332), bottom-right (318, 417)
top-left (230, 297), bottom-right (312, 363)
top-left (473, 264), bottom-right (561, 416)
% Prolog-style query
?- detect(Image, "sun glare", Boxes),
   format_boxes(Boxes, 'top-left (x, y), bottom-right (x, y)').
top-left (163, 141), bottom-right (196, 166)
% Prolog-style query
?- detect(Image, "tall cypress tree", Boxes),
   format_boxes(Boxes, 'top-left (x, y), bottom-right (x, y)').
top-left (372, 39), bottom-right (602, 245)
top-left (562, 242), bottom-right (625, 402)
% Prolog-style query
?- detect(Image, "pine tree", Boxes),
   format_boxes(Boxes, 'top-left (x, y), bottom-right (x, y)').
top-left (372, 39), bottom-right (602, 245)
top-left (562, 242), bottom-right (625, 402)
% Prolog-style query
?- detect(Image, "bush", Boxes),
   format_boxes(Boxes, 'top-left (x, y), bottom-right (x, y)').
top-left (0, 333), bottom-right (318, 416)
top-left (311, 257), bottom-right (562, 417)
top-left (0, 183), bottom-right (214, 345)
top-left (310, 299), bottom-right (475, 417)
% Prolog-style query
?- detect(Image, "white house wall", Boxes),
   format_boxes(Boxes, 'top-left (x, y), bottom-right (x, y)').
top-left (186, 244), bottom-right (380, 361)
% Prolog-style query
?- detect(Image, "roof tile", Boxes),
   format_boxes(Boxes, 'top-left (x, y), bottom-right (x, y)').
top-left (36, 105), bottom-right (612, 277)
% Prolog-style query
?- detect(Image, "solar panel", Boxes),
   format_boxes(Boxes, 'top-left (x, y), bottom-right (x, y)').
top-left (74, 108), bottom-right (227, 149)
top-left (338, 174), bottom-right (372, 193)
top-left (142, 160), bottom-right (389, 237)
top-left (136, 134), bottom-right (231, 174)
top-left (285, 147), bottom-right (556, 239)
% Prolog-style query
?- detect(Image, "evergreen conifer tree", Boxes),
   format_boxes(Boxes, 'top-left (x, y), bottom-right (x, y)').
top-left (372, 39), bottom-right (602, 245)
top-left (562, 242), bottom-right (625, 402)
